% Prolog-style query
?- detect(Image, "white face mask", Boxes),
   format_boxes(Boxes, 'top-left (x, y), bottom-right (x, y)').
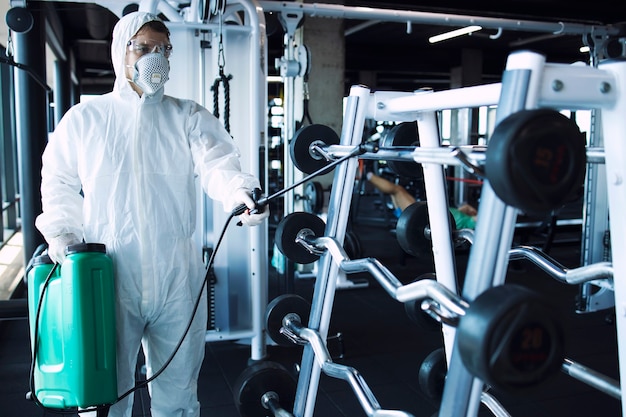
top-left (129, 52), bottom-right (170, 96)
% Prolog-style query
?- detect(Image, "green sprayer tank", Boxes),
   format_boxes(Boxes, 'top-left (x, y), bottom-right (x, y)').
top-left (27, 242), bottom-right (117, 409)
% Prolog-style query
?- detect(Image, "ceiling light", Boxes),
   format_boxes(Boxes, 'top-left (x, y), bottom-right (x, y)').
top-left (579, 46), bottom-right (590, 53)
top-left (429, 25), bottom-right (482, 44)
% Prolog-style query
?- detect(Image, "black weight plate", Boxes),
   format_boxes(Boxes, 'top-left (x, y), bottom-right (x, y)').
top-left (289, 124), bottom-right (340, 174)
top-left (418, 348), bottom-right (447, 403)
top-left (405, 273), bottom-right (441, 331)
top-left (396, 202), bottom-right (430, 257)
top-left (343, 230), bottom-right (362, 259)
top-left (457, 284), bottom-right (564, 393)
top-left (486, 109), bottom-right (586, 215)
top-left (396, 202), bottom-right (456, 258)
top-left (275, 212), bottom-right (326, 264)
top-left (381, 122), bottom-right (423, 179)
top-left (303, 181), bottom-right (324, 214)
top-left (266, 294), bottom-right (311, 346)
top-left (233, 361), bottom-right (297, 417)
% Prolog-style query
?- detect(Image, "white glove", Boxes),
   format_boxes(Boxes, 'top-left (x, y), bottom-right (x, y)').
top-left (239, 204), bottom-right (270, 226)
top-left (233, 188), bottom-right (270, 227)
top-left (47, 233), bottom-right (81, 264)
top-left (232, 188), bottom-right (256, 212)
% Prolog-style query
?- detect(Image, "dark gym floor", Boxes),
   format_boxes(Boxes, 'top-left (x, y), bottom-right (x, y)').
top-left (0, 194), bottom-right (621, 417)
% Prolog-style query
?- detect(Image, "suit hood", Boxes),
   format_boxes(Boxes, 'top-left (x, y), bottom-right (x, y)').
top-left (111, 11), bottom-right (164, 94)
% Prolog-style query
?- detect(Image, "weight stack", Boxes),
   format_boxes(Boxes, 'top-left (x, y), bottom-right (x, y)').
top-left (27, 243), bottom-right (117, 409)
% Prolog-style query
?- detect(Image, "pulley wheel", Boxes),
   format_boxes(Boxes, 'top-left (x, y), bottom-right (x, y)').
top-left (381, 122), bottom-right (423, 179)
top-left (233, 361), bottom-right (297, 417)
top-left (418, 348), bottom-right (447, 403)
top-left (396, 202), bottom-right (455, 258)
top-left (266, 294), bottom-right (311, 346)
top-left (6, 7), bottom-right (34, 33)
top-left (289, 124), bottom-right (340, 174)
top-left (456, 284), bottom-right (564, 393)
top-left (208, 0), bottom-right (226, 15)
top-left (486, 109), bottom-right (586, 215)
top-left (275, 212), bottom-right (326, 264)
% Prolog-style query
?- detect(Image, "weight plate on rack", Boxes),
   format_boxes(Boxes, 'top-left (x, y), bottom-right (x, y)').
top-left (396, 202), bottom-right (456, 258)
top-left (233, 361), bottom-right (297, 417)
top-left (275, 212), bottom-right (326, 264)
top-left (266, 294), bottom-right (311, 346)
top-left (289, 124), bottom-right (340, 174)
top-left (381, 122), bottom-right (423, 179)
top-left (457, 284), bottom-right (564, 393)
top-left (486, 109), bottom-right (586, 215)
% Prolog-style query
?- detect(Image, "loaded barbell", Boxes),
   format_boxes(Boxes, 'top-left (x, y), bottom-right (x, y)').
top-left (275, 212), bottom-right (326, 264)
top-left (274, 212), bottom-right (362, 264)
top-left (266, 294), bottom-right (311, 347)
top-left (272, 213), bottom-right (564, 393)
top-left (262, 293), bottom-right (418, 417)
top-left (289, 109), bottom-right (590, 214)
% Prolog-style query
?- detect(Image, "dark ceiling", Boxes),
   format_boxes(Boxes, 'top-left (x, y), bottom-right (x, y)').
top-left (340, 0), bottom-right (626, 90)
top-left (33, 1), bottom-right (626, 94)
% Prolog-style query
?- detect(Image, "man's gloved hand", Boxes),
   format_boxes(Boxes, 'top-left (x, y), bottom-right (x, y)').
top-left (47, 233), bottom-right (81, 264)
top-left (233, 188), bottom-right (270, 227)
top-left (239, 204), bottom-right (270, 226)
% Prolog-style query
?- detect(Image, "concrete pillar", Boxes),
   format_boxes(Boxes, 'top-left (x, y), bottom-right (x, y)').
top-left (302, 7), bottom-right (345, 189)
top-left (302, 12), bottom-right (344, 135)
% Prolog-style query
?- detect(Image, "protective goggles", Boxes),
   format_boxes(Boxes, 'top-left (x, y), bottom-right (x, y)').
top-left (127, 39), bottom-right (173, 58)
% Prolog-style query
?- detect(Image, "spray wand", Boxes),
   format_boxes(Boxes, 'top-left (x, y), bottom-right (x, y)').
top-left (230, 141), bottom-right (375, 218)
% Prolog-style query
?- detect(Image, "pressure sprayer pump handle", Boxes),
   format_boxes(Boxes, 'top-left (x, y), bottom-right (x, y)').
top-left (231, 188), bottom-right (267, 217)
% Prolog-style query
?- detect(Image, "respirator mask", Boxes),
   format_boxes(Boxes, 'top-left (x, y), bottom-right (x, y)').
top-left (128, 52), bottom-right (170, 96)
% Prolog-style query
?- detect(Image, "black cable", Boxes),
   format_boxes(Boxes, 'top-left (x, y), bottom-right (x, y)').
top-left (28, 263), bottom-right (51, 408)
top-left (115, 211), bottom-right (237, 404)
top-left (302, 99), bottom-right (313, 125)
top-left (299, 76), bottom-right (313, 128)
top-left (0, 56), bottom-right (52, 93)
top-left (231, 143), bottom-right (371, 217)
top-left (30, 141), bottom-right (369, 414)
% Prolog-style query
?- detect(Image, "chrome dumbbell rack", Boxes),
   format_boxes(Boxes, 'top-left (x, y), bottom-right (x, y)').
top-left (289, 50), bottom-right (625, 417)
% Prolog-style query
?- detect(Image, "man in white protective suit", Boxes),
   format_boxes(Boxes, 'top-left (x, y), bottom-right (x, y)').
top-left (35, 11), bottom-right (269, 417)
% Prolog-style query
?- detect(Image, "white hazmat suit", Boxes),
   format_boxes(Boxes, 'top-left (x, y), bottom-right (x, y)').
top-left (36, 11), bottom-right (265, 417)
